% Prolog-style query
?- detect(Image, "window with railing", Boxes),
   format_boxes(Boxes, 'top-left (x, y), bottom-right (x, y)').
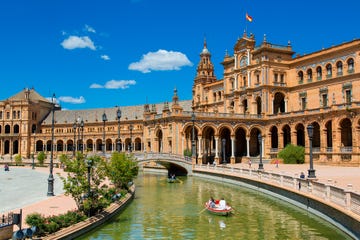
top-left (326, 64), bottom-right (332, 78)
top-left (298, 71), bottom-right (304, 83)
top-left (316, 66), bottom-right (322, 80)
top-left (322, 94), bottom-right (328, 107)
top-left (347, 58), bottom-right (354, 73)
top-left (336, 61), bottom-right (343, 76)
top-left (307, 69), bottom-right (312, 82)
top-left (345, 89), bottom-right (351, 105)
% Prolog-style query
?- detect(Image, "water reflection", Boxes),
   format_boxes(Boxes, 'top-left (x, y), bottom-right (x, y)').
top-left (79, 173), bottom-right (351, 240)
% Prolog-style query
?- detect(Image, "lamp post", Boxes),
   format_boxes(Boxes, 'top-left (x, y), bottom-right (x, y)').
top-left (47, 93), bottom-right (55, 196)
top-left (129, 124), bottom-right (133, 152)
top-left (32, 125), bottom-right (36, 169)
top-left (116, 107), bottom-right (121, 152)
top-left (307, 124), bottom-right (316, 178)
top-left (80, 119), bottom-right (84, 154)
top-left (191, 112), bottom-right (196, 158)
top-left (102, 112), bottom-right (107, 155)
top-left (258, 134), bottom-right (264, 170)
top-left (222, 138), bottom-right (226, 164)
top-left (86, 158), bottom-right (92, 217)
top-left (73, 122), bottom-right (77, 157)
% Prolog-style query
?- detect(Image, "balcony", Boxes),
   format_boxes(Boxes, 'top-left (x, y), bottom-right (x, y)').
top-left (340, 146), bottom-right (352, 153)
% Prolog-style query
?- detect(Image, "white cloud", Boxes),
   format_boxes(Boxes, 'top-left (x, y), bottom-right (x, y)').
top-left (61, 36), bottom-right (96, 50)
top-left (84, 24), bottom-right (96, 33)
top-left (89, 83), bottom-right (104, 89)
top-left (128, 49), bottom-right (193, 73)
top-left (58, 96), bottom-right (86, 104)
top-left (90, 80), bottom-right (136, 89)
top-left (101, 55), bottom-right (110, 61)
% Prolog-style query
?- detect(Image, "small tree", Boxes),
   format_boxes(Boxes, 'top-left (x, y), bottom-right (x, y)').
top-left (37, 151), bottom-right (46, 166)
top-left (183, 148), bottom-right (192, 157)
top-left (61, 153), bottom-right (108, 216)
top-left (105, 152), bottom-right (139, 191)
top-left (278, 144), bottom-right (305, 164)
top-left (14, 154), bottom-right (22, 165)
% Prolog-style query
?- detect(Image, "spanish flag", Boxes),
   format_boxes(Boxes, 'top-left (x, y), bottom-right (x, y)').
top-left (246, 13), bottom-right (253, 22)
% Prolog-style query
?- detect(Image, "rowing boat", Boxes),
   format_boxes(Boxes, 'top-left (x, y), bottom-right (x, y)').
top-left (204, 202), bottom-right (232, 216)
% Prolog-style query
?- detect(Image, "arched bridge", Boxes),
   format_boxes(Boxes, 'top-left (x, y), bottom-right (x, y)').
top-left (134, 153), bottom-right (193, 176)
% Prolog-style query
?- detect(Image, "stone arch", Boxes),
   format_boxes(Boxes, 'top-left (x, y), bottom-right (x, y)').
top-left (96, 139), bottom-right (102, 151)
top-left (273, 92), bottom-right (285, 114)
top-left (282, 124), bottom-right (291, 147)
top-left (13, 140), bottom-right (19, 154)
top-left (219, 126), bottom-right (232, 163)
top-left (201, 125), bottom-right (216, 164)
top-left (234, 126), bottom-right (247, 162)
top-left (36, 140), bottom-right (43, 152)
top-left (86, 139), bottom-right (93, 152)
top-left (295, 123), bottom-right (305, 147)
top-left (310, 121), bottom-right (321, 149)
top-left (156, 128), bottom-right (163, 152)
top-left (269, 125), bottom-right (278, 149)
top-left (134, 137), bottom-right (142, 151)
top-left (106, 138), bottom-right (112, 152)
top-left (249, 127), bottom-right (261, 156)
top-left (13, 124), bottom-right (20, 134)
top-left (67, 139), bottom-right (74, 152)
top-left (57, 140), bottom-right (64, 152)
top-left (325, 120), bottom-right (333, 149)
top-left (340, 118), bottom-right (352, 148)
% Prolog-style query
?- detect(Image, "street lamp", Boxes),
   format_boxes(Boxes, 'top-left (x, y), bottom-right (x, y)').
top-left (191, 112), bottom-right (196, 158)
top-left (80, 119), bottom-right (84, 154)
top-left (32, 125), bottom-right (36, 169)
top-left (116, 107), bottom-right (121, 152)
top-left (307, 124), bottom-right (316, 178)
top-left (102, 112), bottom-right (107, 155)
top-left (73, 122), bottom-right (77, 157)
top-left (47, 93), bottom-right (55, 197)
top-left (129, 124), bottom-right (133, 152)
top-left (258, 134), bottom-right (264, 170)
top-left (222, 138), bottom-right (226, 164)
top-left (86, 158), bottom-right (92, 217)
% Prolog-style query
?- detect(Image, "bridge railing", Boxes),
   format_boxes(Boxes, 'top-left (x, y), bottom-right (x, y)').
top-left (134, 152), bottom-right (192, 163)
top-left (194, 164), bottom-right (360, 218)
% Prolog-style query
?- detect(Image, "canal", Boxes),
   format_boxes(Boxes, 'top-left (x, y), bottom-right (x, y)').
top-left (79, 173), bottom-right (351, 239)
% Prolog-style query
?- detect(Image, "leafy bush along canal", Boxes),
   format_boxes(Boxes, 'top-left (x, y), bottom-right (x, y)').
top-left (79, 173), bottom-right (351, 239)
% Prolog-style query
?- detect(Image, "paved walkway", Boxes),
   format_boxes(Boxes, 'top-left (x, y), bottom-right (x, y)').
top-left (1, 162), bottom-right (359, 229)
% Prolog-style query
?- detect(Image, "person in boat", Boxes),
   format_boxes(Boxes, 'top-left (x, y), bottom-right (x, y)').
top-left (219, 198), bottom-right (226, 210)
top-left (208, 197), bottom-right (216, 208)
top-left (170, 173), bottom-right (176, 180)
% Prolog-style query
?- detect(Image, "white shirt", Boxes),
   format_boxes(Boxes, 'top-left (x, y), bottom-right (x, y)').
top-left (219, 199), bottom-right (226, 209)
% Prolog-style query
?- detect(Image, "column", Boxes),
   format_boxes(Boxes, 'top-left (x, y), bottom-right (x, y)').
top-left (231, 137), bottom-right (235, 164)
top-left (215, 137), bottom-right (219, 158)
top-left (246, 137), bottom-right (250, 157)
top-left (198, 137), bottom-right (202, 158)
top-left (262, 137), bottom-right (265, 158)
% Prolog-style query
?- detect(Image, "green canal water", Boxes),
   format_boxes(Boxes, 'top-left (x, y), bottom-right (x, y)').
top-left (78, 173), bottom-right (351, 239)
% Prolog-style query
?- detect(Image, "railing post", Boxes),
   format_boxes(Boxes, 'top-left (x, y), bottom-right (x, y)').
top-left (345, 184), bottom-right (353, 210)
top-left (325, 179), bottom-right (332, 202)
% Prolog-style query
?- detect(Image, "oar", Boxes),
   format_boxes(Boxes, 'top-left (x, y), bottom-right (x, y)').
top-left (198, 208), bottom-right (207, 214)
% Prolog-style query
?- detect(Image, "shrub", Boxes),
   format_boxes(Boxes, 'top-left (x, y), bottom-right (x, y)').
top-left (37, 151), bottom-right (46, 166)
top-left (183, 148), bottom-right (192, 157)
top-left (25, 213), bottom-right (46, 236)
top-left (14, 154), bottom-right (22, 165)
top-left (278, 144), bottom-right (305, 164)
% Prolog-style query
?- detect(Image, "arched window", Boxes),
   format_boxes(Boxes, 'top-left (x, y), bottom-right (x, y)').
top-left (298, 71), bottom-right (304, 83)
top-left (13, 124), bottom-right (19, 134)
top-left (307, 69), bottom-right (312, 81)
top-left (336, 61), bottom-right (343, 76)
top-left (347, 58), bottom-right (354, 73)
top-left (5, 125), bottom-right (10, 134)
top-left (326, 64), bottom-right (332, 78)
top-left (316, 66), bottom-right (322, 80)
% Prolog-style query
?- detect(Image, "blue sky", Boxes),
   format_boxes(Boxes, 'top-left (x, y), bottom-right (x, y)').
top-left (0, 0), bottom-right (359, 110)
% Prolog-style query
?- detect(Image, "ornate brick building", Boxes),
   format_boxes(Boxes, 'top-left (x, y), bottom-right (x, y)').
top-left (1, 33), bottom-right (359, 165)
